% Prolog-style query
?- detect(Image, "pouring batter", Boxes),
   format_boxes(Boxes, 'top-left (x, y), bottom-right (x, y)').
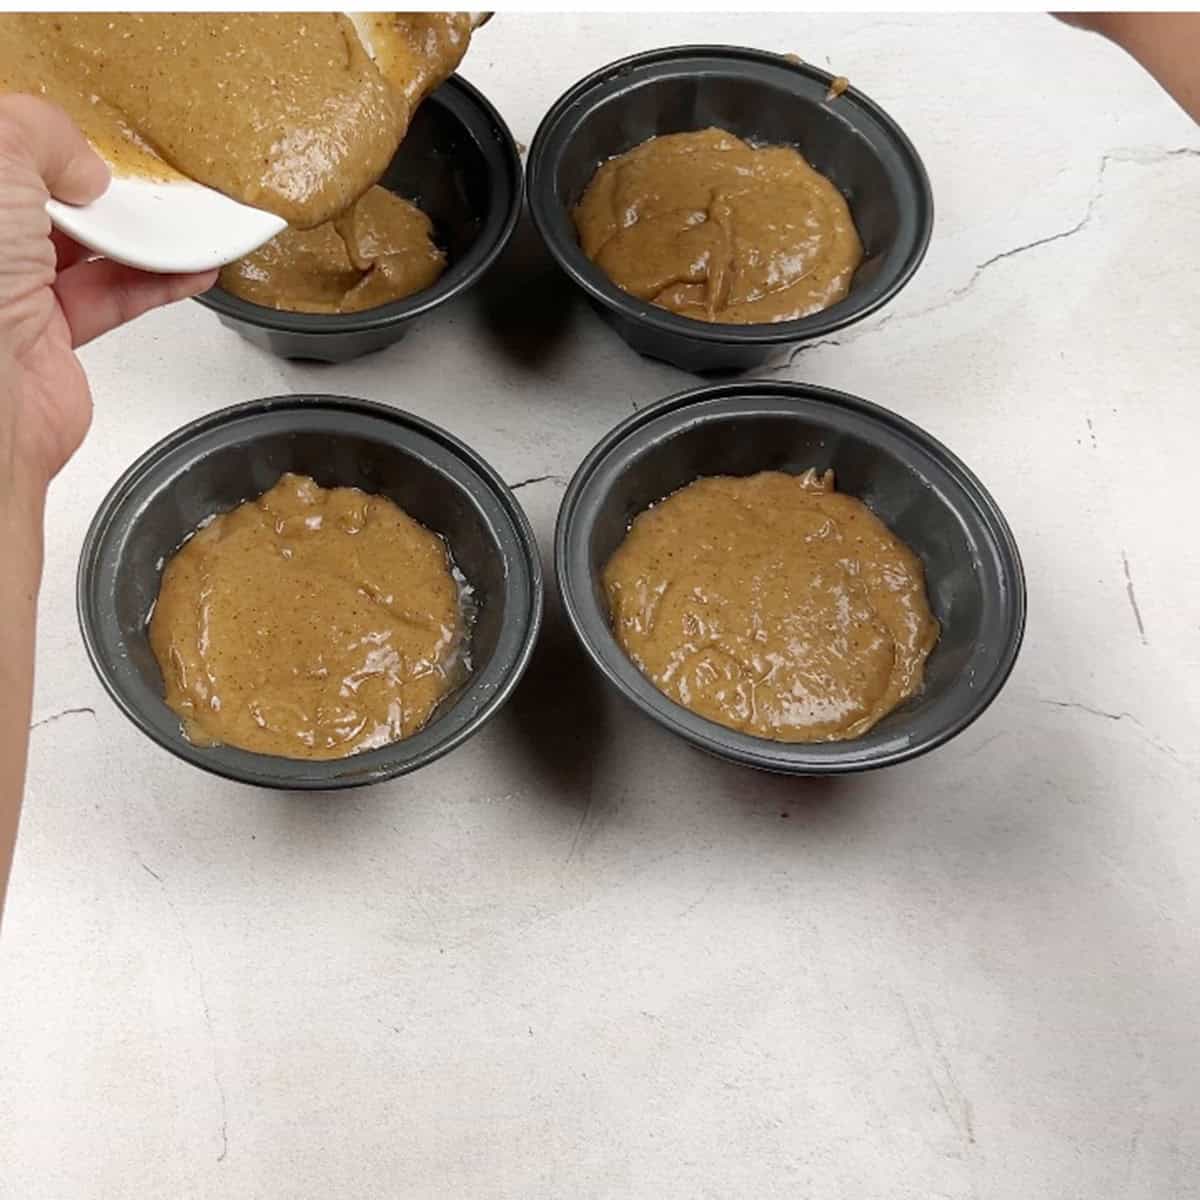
top-left (0, 12), bottom-right (477, 228)
top-left (574, 128), bottom-right (864, 324)
top-left (603, 470), bottom-right (938, 742)
top-left (219, 185), bottom-right (446, 313)
top-left (149, 474), bottom-right (469, 760)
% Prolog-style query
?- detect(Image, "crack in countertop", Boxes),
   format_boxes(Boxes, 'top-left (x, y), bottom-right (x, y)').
top-left (508, 474), bottom-right (566, 492)
top-left (30, 706), bottom-right (95, 731)
top-left (1121, 551), bottom-right (1149, 645)
top-left (134, 851), bottom-right (229, 1163)
top-left (758, 144), bottom-right (1199, 374)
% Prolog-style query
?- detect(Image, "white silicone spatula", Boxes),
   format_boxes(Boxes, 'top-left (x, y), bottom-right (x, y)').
top-left (46, 176), bottom-right (287, 275)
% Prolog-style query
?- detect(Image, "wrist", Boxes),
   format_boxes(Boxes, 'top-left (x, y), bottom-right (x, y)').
top-left (0, 453), bottom-right (47, 567)
top-left (1, 385), bottom-right (49, 543)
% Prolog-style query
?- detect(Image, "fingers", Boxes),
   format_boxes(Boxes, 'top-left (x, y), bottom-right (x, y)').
top-left (0, 94), bottom-right (110, 205)
top-left (52, 258), bottom-right (218, 346)
top-left (50, 228), bottom-right (95, 272)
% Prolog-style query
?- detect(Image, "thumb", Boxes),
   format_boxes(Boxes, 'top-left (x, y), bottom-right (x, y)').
top-left (0, 93), bottom-right (110, 205)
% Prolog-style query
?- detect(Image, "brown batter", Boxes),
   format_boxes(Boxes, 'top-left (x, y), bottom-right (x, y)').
top-left (0, 12), bottom-right (476, 228)
top-left (149, 474), bottom-right (469, 760)
top-left (603, 470), bottom-right (938, 742)
top-left (219, 185), bottom-right (446, 313)
top-left (573, 128), bottom-right (864, 324)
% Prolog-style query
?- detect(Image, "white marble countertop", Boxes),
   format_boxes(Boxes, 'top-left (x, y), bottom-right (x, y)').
top-left (3, 14), bottom-right (1198, 1199)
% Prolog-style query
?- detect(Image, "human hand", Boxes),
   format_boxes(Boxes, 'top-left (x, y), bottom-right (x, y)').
top-left (0, 94), bottom-right (217, 493)
top-left (1052, 12), bottom-right (1200, 122)
top-left (1052, 13), bottom-right (1107, 32)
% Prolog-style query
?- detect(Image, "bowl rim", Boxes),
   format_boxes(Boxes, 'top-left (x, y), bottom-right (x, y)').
top-left (77, 394), bottom-right (544, 790)
top-left (526, 43), bottom-right (934, 347)
top-left (555, 379), bottom-right (1027, 774)
top-left (194, 73), bottom-right (524, 336)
